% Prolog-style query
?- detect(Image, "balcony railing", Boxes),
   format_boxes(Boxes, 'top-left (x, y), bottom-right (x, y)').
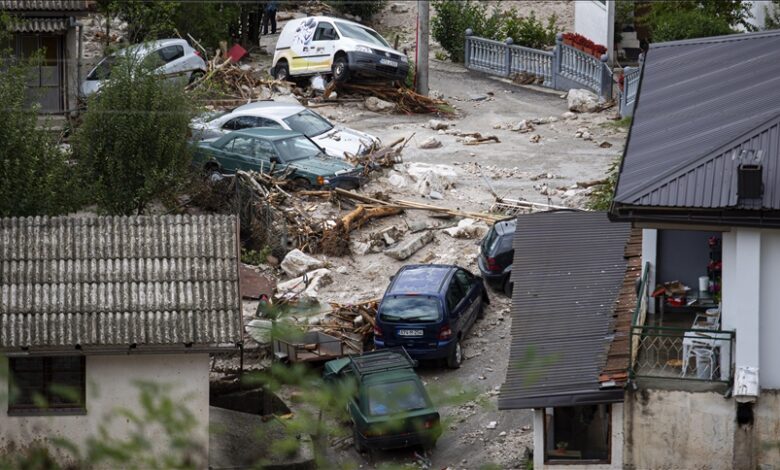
top-left (629, 263), bottom-right (735, 383)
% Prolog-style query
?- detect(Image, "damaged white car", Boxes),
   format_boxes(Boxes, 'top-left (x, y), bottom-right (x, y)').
top-left (190, 102), bottom-right (380, 158)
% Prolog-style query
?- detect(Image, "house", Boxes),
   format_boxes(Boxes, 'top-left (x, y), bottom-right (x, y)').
top-left (0, 215), bottom-right (242, 465)
top-left (0, 0), bottom-right (92, 114)
top-left (609, 30), bottom-right (780, 469)
top-left (499, 210), bottom-right (640, 468)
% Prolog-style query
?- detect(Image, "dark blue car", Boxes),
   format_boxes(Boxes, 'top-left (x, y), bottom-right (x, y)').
top-left (373, 265), bottom-right (489, 369)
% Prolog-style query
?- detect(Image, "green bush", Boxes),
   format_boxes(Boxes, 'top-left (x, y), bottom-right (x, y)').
top-left (650, 9), bottom-right (734, 42)
top-left (765, 0), bottom-right (780, 28)
top-left (502, 10), bottom-right (560, 49)
top-left (431, 0), bottom-right (503, 62)
top-left (326, 0), bottom-right (388, 20)
top-left (0, 20), bottom-right (83, 217)
top-left (171, 2), bottom-right (241, 52)
top-left (73, 56), bottom-right (193, 215)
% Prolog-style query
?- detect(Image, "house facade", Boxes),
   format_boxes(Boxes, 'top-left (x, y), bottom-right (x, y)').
top-left (1, 0), bottom-right (92, 114)
top-left (0, 215), bottom-right (242, 465)
top-left (611, 30), bottom-right (780, 469)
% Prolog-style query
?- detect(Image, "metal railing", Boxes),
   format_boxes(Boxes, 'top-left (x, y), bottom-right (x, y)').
top-left (619, 55), bottom-right (643, 117)
top-left (464, 30), bottom-right (612, 100)
top-left (630, 325), bottom-right (734, 383)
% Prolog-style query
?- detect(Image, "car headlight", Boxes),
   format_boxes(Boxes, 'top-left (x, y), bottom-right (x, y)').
top-left (317, 176), bottom-right (328, 185)
top-left (400, 55), bottom-right (409, 63)
top-left (355, 45), bottom-right (372, 54)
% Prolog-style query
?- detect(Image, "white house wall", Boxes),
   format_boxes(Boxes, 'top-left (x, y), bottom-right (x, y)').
top-left (0, 353), bottom-right (210, 466)
top-left (574, 1), bottom-right (615, 60)
top-left (759, 230), bottom-right (780, 388)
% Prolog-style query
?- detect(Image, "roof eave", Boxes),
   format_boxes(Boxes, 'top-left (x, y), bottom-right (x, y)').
top-left (498, 388), bottom-right (625, 410)
top-left (1, 343), bottom-right (242, 357)
top-left (610, 203), bottom-right (780, 229)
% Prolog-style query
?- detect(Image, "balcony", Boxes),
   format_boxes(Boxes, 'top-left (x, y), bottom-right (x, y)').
top-left (629, 264), bottom-right (735, 388)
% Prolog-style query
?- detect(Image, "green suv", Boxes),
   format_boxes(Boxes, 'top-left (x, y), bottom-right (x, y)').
top-left (192, 128), bottom-right (364, 189)
top-left (324, 348), bottom-right (442, 452)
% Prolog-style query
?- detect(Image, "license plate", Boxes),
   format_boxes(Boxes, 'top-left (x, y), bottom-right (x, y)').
top-left (398, 329), bottom-right (424, 337)
top-left (379, 58), bottom-right (398, 67)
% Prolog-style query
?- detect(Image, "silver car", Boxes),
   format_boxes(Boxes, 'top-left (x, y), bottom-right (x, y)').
top-left (190, 101), bottom-right (380, 159)
top-left (81, 38), bottom-right (207, 97)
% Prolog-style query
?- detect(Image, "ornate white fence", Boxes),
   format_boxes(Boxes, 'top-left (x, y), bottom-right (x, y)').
top-left (464, 31), bottom-right (613, 100)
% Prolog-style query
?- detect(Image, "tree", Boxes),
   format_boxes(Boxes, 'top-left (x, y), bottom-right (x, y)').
top-left (645, 0), bottom-right (754, 42)
top-left (766, 0), bottom-right (780, 29)
top-left (115, 0), bottom-right (178, 44)
top-left (431, 0), bottom-right (503, 62)
top-left (326, 0), bottom-right (388, 21)
top-left (0, 16), bottom-right (83, 217)
top-left (73, 55), bottom-right (193, 215)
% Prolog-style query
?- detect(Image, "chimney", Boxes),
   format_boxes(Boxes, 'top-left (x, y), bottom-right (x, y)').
top-left (735, 149), bottom-right (764, 201)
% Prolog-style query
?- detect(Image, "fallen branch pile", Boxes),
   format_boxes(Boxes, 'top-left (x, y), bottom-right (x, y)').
top-left (345, 135), bottom-right (410, 174)
top-left (323, 82), bottom-right (452, 114)
top-left (187, 53), bottom-right (295, 102)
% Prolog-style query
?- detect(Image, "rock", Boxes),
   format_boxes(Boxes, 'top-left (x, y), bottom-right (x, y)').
top-left (276, 268), bottom-right (332, 300)
top-left (266, 255), bottom-right (280, 267)
top-left (365, 96), bottom-right (395, 112)
top-left (272, 94), bottom-right (301, 105)
top-left (418, 136), bottom-right (442, 149)
top-left (281, 249), bottom-right (325, 277)
top-left (511, 120), bottom-right (534, 133)
top-left (582, 131), bottom-right (593, 141)
top-left (562, 111), bottom-right (578, 120)
top-left (469, 94), bottom-right (488, 101)
top-left (386, 171), bottom-right (407, 188)
top-left (384, 231), bottom-right (435, 261)
top-left (567, 89), bottom-right (600, 113)
top-left (599, 141), bottom-right (613, 148)
top-left (529, 134), bottom-right (541, 143)
top-left (430, 89), bottom-right (444, 100)
top-left (486, 421), bottom-right (497, 429)
top-left (335, 266), bottom-right (348, 274)
top-left (405, 162), bottom-right (458, 196)
top-left (390, 2), bottom-right (409, 13)
top-left (499, 431), bottom-right (507, 437)
top-left (443, 218), bottom-right (489, 239)
top-left (428, 190), bottom-right (444, 200)
top-left (428, 119), bottom-right (450, 130)
top-left (351, 241), bottom-right (371, 256)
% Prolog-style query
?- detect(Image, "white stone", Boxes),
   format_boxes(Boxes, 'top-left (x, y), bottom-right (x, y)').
top-left (486, 421), bottom-right (497, 429)
top-left (386, 171), bottom-right (407, 188)
top-left (384, 231), bottom-right (435, 260)
top-left (443, 218), bottom-right (489, 239)
top-left (567, 89), bottom-right (600, 113)
top-left (365, 96), bottom-right (396, 112)
top-left (276, 268), bottom-right (332, 300)
top-left (562, 111), bottom-right (578, 120)
top-left (280, 249), bottom-right (325, 277)
top-left (428, 119), bottom-right (450, 130)
top-left (418, 136), bottom-right (443, 149)
top-left (405, 162), bottom-right (458, 196)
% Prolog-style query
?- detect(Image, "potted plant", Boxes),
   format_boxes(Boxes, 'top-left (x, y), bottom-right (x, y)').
top-left (554, 441), bottom-right (569, 455)
top-left (562, 32), bottom-right (576, 46)
top-left (593, 44), bottom-right (607, 58)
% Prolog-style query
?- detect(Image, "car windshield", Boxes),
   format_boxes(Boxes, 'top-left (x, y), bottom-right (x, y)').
top-left (283, 109), bottom-right (333, 137)
top-left (87, 55), bottom-right (118, 80)
top-left (379, 296), bottom-right (441, 323)
top-left (273, 135), bottom-right (322, 162)
top-left (335, 21), bottom-right (390, 48)
top-left (366, 380), bottom-right (428, 416)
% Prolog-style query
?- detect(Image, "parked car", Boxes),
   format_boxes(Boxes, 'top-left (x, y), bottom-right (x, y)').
top-left (323, 348), bottom-right (442, 452)
top-left (373, 264), bottom-right (489, 369)
top-left (190, 101), bottom-right (380, 159)
top-left (477, 218), bottom-right (517, 297)
top-left (192, 128), bottom-right (364, 189)
top-left (81, 39), bottom-right (206, 97)
top-left (271, 16), bottom-right (409, 83)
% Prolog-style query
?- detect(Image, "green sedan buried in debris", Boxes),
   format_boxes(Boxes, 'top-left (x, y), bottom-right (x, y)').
top-left (192, 128), bottom-right (364, 189)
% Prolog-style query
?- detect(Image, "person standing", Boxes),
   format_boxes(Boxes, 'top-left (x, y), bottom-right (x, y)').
top-left (263, 0), bottom-right (278, 35)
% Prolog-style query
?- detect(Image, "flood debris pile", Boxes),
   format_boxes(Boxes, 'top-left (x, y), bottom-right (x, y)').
top-left (323, 82), bottom-right (453, 114)
top-left (187, 55), bottom-right (296, 104)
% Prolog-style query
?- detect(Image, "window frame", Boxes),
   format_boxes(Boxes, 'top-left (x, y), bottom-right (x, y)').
top-left (313, 22), bottom-right (339, 41)
top-left (542, 404), bottom-right (612, 465)
top-left (8, 356), bottom-right (87, 416)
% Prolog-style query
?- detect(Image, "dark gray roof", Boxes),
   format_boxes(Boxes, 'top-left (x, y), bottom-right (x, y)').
top-left (0, 1), bottom-right (89, 11)
top-left (499, 211), bottom-right (631, 410)
top-left (613, 30), bottom-right (780, 218)
top-left (0, 215), bottom-right (242, 352)
top-left (9, 17), bottom-right (70, 32)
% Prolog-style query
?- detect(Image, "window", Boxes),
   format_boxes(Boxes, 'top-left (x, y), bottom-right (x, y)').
top-left (366, 380), bottom-right (427, 416)
top-left (544, 405), bottom-right (611, 463)
top-left (446, 279), bottom-right (465, 312)
top-left (314, 23), bottom-right (339, 41)
top-left (9, 356), bottom-right (86, 414)
top-left (157, 45), bottom-right (184, 63)
top-left (223, 116), bottom-right (259, 130)
top-left (283, 109), bottom-right (333, 137)
top-left (454, 269), bottom-right (472, 294)
top-left (334, 21), bottom-right (390, 47)
top-left (226, 136), bottom-right (256, 156)
top-left (273, 135), bottom-right (322, 162)
top-left (378, 296), bottom-right (442, 322)
top-left (254, 139), bottom-right (277, 160)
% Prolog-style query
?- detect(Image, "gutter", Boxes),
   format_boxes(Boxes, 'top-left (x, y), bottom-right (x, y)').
top-left (1, 343), bottom-right (242, 357)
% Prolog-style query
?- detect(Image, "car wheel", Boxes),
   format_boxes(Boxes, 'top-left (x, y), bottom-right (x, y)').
top-left (353, 427), bottom-right (367, 454)
top-left (503, 278), bottom-right (514, 298)
top-left (188, 70), bottom-right (205, 85)
top-left (204, 164), bottom-right (223, 183)
top-left (332, 56), bottom-right (350, 83)
top-left (274, 61), bottom-right (289, 81)
top-left (292, 177), bottom-right (312, 190)
top-left (446, 340), bottom-right (463, 369)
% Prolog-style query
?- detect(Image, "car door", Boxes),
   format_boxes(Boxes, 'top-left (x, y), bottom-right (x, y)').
top-left (219, 135), bottom-right (260, 172)
top-left (454, 269), bottom-right (480, 330)
top-left (253, 138), bottom-right (282, 175)
top-left (445, 276), bottom-right (467, 335)
top-left (308, 21), bottom-right (339, 74)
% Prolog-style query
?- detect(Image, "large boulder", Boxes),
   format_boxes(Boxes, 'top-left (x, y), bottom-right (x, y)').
top-left (280, 249), bottom-right (325, 277)
top-left (365, 96), bottom-right (396, 112)
top-left (418, 136), bottom-right (443, 149)
top-left (567, 89), bottom-right (600, 113)
top-left (384, 231), bottom-right (435, 260)
top-left (443, 218), bottom-right (489, 239)
top-left (405, 162), bottom-right (458, 197)
top-left (276, 268), bottom-right (332, 300)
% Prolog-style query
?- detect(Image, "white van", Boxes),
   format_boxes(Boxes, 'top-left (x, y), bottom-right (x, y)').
top-left (271, 16), bottom-right (409, 83)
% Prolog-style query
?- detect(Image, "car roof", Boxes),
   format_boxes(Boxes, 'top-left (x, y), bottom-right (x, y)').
top-left (493, 218), bottom-right (517, 236)
top-left (229, 128), bottom-right (303, 140)
top-left (233, 101), bottom-right (306, 120)
top-left (388, 264), bottom-right (455, 296)
top-left (298, 16), bottom-right (376, 30)
top-left (122, 38), bottom-right (188, 55)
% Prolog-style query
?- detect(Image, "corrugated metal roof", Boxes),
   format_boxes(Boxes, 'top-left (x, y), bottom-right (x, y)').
top-left (0, 1), bottom-right (89, 11)
top-left (0, 215), bottom-right (242, 351)
top-left (499, 211), bottom-right (631, 410)
top-left (8, 17), bottom-right (69, 32)
top-left (614, 30), bottom-right (780, 213)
